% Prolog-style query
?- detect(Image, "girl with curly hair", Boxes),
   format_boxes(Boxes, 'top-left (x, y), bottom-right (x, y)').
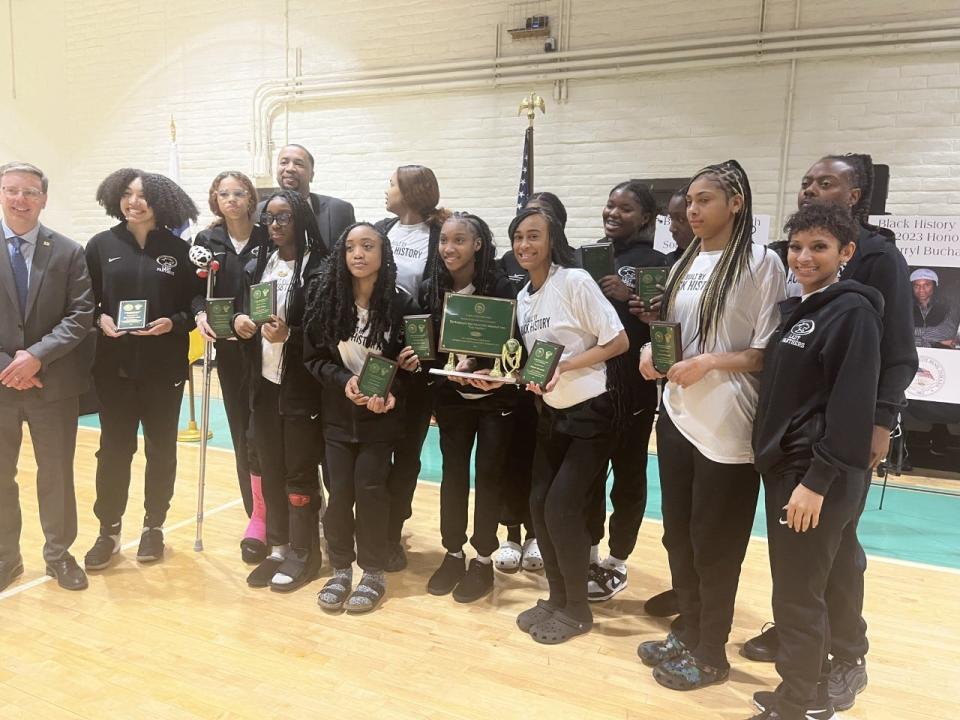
top-left (232, 190), bottom-right (327, 593)
top-left (304, 223), bottom-right (419, 613)
top-left (83, 168), bottom-right (201, 571)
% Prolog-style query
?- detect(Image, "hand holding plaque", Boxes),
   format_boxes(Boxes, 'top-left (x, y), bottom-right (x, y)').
top-left (650, 321), bottom-right (682, 374)
top-left (580, 242), bottom-right (615, 283)
top-left (403, 314), bottom-right (435, 361)
top-left (116, 300), bottom-right (149, 331)
top-left (635, 266), bottom-right (669, 308)
top-left (205, 298), bottom-right (236, 339)
top-left (520, 339), bottom-right (564, 387)
top-left (431, 293), bottom-right (520, 384)
top-left (357, 354), bottom-right (399, 399)
top-left (249, 280), bottom-right (277, 325)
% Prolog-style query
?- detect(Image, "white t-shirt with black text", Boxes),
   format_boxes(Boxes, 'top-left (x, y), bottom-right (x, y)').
top-left (662, 244), bottom-right (786, 463)
top-left (517, 264), bottom-right (624, 410)
top-left (260, 251), bottom-right (310, 384)
top-left (337, 305), bottom-right (387, 376)
top-left (388, 221), bottom-right (431, 298)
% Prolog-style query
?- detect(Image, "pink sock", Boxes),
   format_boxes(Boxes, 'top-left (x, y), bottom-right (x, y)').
top-left (244, 473), bottom-right (267, 542)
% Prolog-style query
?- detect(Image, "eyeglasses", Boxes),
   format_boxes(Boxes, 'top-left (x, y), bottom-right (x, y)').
top-left (217, 190), bottom-right (250, 200)
top-left (262, 212), bottom-right (293, 227)
top-left (1, 187), bottom-right (44, 200)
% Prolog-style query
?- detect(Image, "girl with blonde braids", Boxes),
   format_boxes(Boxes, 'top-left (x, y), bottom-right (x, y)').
top-left (637, 160), bottom-right (786, 690)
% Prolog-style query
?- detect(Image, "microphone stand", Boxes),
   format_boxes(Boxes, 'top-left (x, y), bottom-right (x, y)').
top-left (194, 259), bottom-right (219, 551)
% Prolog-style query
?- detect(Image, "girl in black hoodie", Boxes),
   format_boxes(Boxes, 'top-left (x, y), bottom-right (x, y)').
top-left (750, 204), bottom-right (882, 720)
top-left (234, 190), bottom-right (327, 592)
top-left (304, 223), bottom-right (419, 613)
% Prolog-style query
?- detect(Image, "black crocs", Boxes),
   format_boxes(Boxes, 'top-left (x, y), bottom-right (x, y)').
top-left (529, 610), bottom-right (592, 644)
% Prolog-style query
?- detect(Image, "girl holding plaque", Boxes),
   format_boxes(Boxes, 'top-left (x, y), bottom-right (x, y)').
top-left (420, 212), bottom-right (519, 602)
top-left (303, 223), bottom-right (419, 613)
top-left (233, 190), bottom-right (327, 592)
top-left (375, 164), bottom-right (449, 572)
top-left (510, 207), bottom-right (628, 644)
top-left (637, 160), bottom-right (785, 691)
top-left (83, 169), bottom-right (200, 571)
top-left (191, 171), bottom-right (270, 564)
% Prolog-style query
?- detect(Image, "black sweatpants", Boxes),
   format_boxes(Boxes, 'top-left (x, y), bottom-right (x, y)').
top-left (435, 400), bottom-right (514, 557)
top-left (323, 437), bottom-right (393, 571)
top-left (93, 374), bottom-right (185, 534)
top-left (252, 380), bottom-right (322, 548)
top-left (499, 392), bottom-right (536, 537)
top-left (530, 394), bottom-right (615, 621)
top-left (587, 407), bottom-right (654, 560)
top-left (387, 378), bottom-right (433, 545)
top-left (657, 410), bottom-right (760, 668)
top-left (765, 470), bottom-right (869, 717)
top-left (216, 342), bottom-right (259, 517)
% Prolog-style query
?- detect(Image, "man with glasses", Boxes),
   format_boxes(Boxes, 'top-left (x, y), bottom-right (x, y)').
top-left (0, 161), bottom-right (94, 592)
top-left (257, 144), bottom-right (355, 250)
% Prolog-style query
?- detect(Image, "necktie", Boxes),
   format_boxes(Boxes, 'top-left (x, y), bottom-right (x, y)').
top-left (8, 237), bottom-right (29, 317)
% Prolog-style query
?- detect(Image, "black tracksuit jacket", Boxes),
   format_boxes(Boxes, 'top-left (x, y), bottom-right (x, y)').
top-left (190, 223), bottom-right (269, 319)
top-left (753, 281), bottom-right (884, 495)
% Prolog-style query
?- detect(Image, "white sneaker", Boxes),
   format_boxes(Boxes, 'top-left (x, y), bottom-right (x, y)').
top-left (587, 562), bottom-right (628, 602)
top-left (494, 541), bottom-right (522, 573)
top-left (520, 538), bottom-right (543, 571)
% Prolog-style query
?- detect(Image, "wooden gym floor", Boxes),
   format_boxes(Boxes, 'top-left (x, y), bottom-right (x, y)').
top-left (1, 424), bottom-right (958, 719)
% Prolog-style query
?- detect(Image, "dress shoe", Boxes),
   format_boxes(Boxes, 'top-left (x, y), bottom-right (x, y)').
top-left (45, 555), bottom-right (89, 591)
top-left (0, 556), bottom-right (24, 592)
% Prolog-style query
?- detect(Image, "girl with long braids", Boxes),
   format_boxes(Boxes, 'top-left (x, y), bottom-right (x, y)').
top-left (637, 160), bottom-right (785, 690)
top-left (191, 171), bottom-right (269, 564)
top-left (421, 213), bottom-right (519, 603)
top-left (304, 223), bottom-right (419, 613)
top-left (83, 169), bottom-right (201, 570)
top-left (375, 164), bottom-right (449, 571)
top-left (233, 190), bottom-right (327, 592)
top-left (511, 207), bottom-right (628, 644)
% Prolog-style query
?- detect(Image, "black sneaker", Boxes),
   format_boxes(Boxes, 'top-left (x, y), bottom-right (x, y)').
top-left (84, 535), bottom-right (120, 571)
top-left (587, 563), bottom-right (628, 602)
top-left (754, 681), bottom-right (838, 719)
top-left (644, 588), bottom-right (679, 617)
top-left (742, 622), bottom-right (779, 662)
top-left (136, 528), bottom-right (164, 563)
top-left (452, 559), bottom-right (494, 603)
top-left (828, 656), bottom-right (867, 711)
top-left (385, 543), bottom-right (408, 573)
top-left (427, 553), bottom-right (466, 596)
top-left (750, 702), bottom-right (838, 719)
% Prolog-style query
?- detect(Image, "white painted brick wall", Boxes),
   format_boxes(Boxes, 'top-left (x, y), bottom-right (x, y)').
top-left (1, 0), bottom-right (958, 248)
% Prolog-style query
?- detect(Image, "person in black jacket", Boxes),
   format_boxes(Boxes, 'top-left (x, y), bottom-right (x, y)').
top-left (743, 154), bottom-right (918, 713)
top-left (233, 190), bottom-right (327, 593)
top-left (663, 186), bottom-right (695, 266)
top-left (192, 171), bottom-right (270, 564)
top-left (304, 223), bottom-right (419, 613)
top-left (83, 169), bottom-right (200, 571)
top-left (587, 181), bottom-right (667, 602)
top-left (749, 204), bottom-right (882, 720)
top-left (421, 213), bottom-right (521, 603)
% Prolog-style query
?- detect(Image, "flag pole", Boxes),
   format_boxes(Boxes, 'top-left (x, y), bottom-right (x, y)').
top-left (516, 91), bottom-right (545, 207)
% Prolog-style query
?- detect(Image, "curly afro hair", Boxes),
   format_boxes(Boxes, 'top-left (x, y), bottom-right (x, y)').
top-left (784, 202), bottom-right (859, 248)
top-left (96, 168), bottom-right (198, 231)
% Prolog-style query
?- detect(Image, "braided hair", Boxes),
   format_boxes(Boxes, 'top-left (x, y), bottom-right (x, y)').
top-left (423, 212), bottom-right (498, 321)
top-left (507, 207), bottom-right (578, 269)
top-left (821, 153), bottom-right (875, 226)
top-left (256, 189), bottom-right (326, 308)
top-left (96, 168), bottom-right (198, 231)
top-left (660, 159), bottom-right (754, 354)
top-left (305, 222), bottom-right (398, 351)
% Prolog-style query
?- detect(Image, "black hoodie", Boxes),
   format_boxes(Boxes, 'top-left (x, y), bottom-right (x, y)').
top-left (190, 223), bottom-right (268, 318)
top-left (753, 280), bottom-right (883, 495)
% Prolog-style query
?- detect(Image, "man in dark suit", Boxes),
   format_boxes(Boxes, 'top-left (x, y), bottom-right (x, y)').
top-left (0, 161), bottom-right (94, 592)
top-left (257, 144), bottom-right (355, 250)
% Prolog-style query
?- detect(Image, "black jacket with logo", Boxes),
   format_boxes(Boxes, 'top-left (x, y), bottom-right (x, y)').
top-left (190, 223), bottom-right (269, 317)
top-left (85, 223), bottom-right (201, 382)
top-left (753, 281), bottom-right (883, 495)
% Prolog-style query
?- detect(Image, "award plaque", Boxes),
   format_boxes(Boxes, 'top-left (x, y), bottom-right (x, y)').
top-left (116, 300), bottom-right (149, 331)
top-left (650, 321), bottom-right (682, 374)
top-left (580, 242), bottom-right (615, 282)
top-left (249, 280), bottom-right (277, 325)
top-left (438, 293), bottom-right (516, 359)
top-left (403, 314), bottom-right (435, 361)
top-left (520, 339), bottom-right (564, 387)
top-left (205, 297), bottom-right (236, 339)
top-left (635, 266), bottom-right (670, 305)
top-left (357, 354), bottom-right (398, 399)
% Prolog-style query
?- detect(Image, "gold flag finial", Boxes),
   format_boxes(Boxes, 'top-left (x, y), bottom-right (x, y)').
top-left (170, 116), bottom-right (177, 143)
top-left (518, 91), bottom-right (546, 128)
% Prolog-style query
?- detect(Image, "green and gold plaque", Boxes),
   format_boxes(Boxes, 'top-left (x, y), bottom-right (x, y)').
top-left (580, 242), bottom-right (615, 282)
top-left (650, 321), bottom-right (682, 374)
top-left (357, 353), bottom-right (398, 399)
top-left (403, 314), bottom-right (435, 361)
top-left (520, 339), bottom-right (564, 387)
top-left (116, 300), bottom-right (149, 331)
top-left (438, 293), bottom-right (517, 359)
top-left (635, 266), bottom-right (670, 306)
top-left (206, 297), bottom-right (236, 339)
top-left (249, 280), bottom-right (277, 325)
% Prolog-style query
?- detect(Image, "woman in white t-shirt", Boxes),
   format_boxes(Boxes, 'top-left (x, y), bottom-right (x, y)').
top-left (304, 223), bottom-right (419, 613)
top-left (510, 207), bottom-right (629, 645)
top-left (637, 160), bottom-right (786, 691)
top-left (233, 190), bottom-right (327, 593)
top-left (374, 165), bottom-right (449, 570)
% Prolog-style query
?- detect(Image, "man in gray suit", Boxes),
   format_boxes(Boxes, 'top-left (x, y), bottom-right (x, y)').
top-left (259, 144), bottom-right (356, 250)
top-left (0, 161), bottom-right (94, 592)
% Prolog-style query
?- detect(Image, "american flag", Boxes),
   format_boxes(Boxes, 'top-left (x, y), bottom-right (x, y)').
top-left (516, 126), bottom-right (533, 211)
